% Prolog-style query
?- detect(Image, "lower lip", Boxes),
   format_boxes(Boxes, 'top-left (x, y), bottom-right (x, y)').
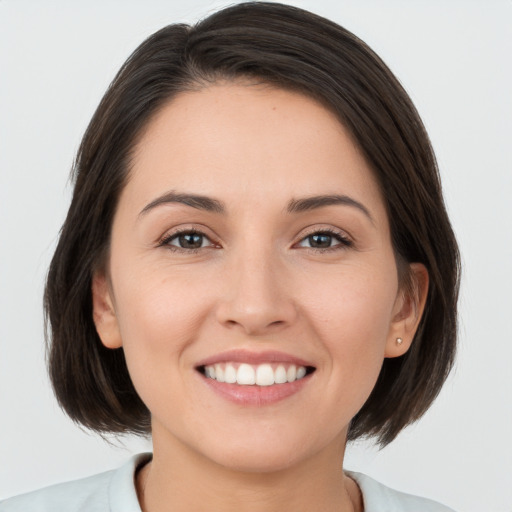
top-left (200, 374), bottom-right (311, 406)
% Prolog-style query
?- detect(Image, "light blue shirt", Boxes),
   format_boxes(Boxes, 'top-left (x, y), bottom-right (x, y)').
top-left (0, 453), bottom-right (456, 511)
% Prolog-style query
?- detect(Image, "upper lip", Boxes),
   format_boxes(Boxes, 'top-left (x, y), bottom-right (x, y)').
top-left (195, 349), bottom-right (314, 368)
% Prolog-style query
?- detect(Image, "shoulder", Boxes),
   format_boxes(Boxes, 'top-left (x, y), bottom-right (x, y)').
top-left (0, 471), bottom-right (113, 512)
top-left (0, 453), bottom-right (150, 512)
top-left (347, 471), bottom-right (457, 512)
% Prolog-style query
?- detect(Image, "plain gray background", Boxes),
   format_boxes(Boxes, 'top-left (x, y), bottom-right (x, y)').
top-left (1, 1), bottom-right (511, 510)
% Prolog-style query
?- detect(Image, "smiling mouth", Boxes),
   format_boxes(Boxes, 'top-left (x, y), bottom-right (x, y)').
top-left (197, 362), bottom-right (316, 386)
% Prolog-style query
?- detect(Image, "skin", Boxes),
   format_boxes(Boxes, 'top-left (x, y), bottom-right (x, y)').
top-left (92, 82), bottom-right (428, 512)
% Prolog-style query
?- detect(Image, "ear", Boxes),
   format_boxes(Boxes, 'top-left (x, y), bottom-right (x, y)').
top-left (385, 263), bottom-right (429, 358)
top-left (91, 272), bottom-right (123, 349)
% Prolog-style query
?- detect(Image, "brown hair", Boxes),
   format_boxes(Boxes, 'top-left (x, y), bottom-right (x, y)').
top-left (45, 2), bottom-right (460, 446)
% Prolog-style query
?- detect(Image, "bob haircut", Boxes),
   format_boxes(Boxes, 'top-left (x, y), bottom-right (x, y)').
top-left (45, 1), bottom-right (460, 446)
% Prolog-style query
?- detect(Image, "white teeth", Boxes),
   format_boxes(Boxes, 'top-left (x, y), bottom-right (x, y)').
top-left (274, 365), bottom-right (287, 384)
top-left (224, 364), bottom-right (237, 383)
top-left (255, 364), bottom-right (274, 386)
top-left (296, 366), bottom-right (307, 380)
top-left (286, 365), bottom-right (297, 382)
top-left (204, 362), bottom-right (310, 386)
top-left (214, 364), bottom-right (225, 383)
top-left (237, 364), bottom-right (256, 385)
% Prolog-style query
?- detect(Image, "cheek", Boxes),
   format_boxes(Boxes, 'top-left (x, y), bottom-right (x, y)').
top-left (115, 264), bottom-right (210, 340)
top-left (303, 267), bottom-right (398, 390)
top-left (306, 265), bottom-right (397, 342)
top-left (111, 269), bottom-right (213, 393)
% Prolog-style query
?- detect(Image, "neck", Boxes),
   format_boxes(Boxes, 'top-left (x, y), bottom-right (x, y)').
top-left (137, 426), bottom-right (362, 512)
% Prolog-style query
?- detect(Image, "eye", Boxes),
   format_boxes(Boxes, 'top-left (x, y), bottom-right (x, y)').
top-left (161, 230), bottom-right (215, 251)
top-left (296, 230), bottom-right (352, 250)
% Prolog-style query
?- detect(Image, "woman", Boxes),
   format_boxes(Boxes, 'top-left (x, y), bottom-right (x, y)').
top-left (1, 2), bottom-right (460, 511)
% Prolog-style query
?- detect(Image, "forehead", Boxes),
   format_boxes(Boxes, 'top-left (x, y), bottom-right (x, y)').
top-left (124, 83), bottom-right (386, 220)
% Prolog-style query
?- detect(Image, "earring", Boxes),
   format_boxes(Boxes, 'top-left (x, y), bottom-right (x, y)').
top-left (396, 337), bottom-right (403, 345)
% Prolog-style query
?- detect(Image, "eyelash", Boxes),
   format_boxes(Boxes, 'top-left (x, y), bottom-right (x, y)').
top-left (159, 228), bottom-right (217, 253)
top-left (158, 228), bottom-right (353, 253)
top-left (296, 228), bottom-right (353, 252)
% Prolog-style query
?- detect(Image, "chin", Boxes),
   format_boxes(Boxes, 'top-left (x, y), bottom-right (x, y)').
top-left (196, 429), bottom-right (331, 475)
top-left (211, 446), bottom-right (307, 474)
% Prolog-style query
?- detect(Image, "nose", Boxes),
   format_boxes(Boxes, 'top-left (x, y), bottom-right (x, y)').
top-left (215, 247), bottom-right (298, 336)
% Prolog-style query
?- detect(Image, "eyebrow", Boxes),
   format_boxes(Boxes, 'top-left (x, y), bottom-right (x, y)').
top-left (287, 194), bottom-right (374, 223)
top-left (139, 191), bottom-right (373, 223)
top-left (139, 191), bottom-right (225, 216)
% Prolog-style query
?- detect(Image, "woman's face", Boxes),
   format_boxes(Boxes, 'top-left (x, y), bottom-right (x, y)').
top-left (93, 83), bottom-right (421, 472)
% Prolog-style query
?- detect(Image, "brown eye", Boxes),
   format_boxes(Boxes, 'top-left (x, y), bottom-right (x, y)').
top-left (297, 230), bottom-right (352, 250)
top-left (178, 233), bottom-right (204, 248)
top-left (308, 233), bottom-right (333, 248)
top-left (165, 231), bottom-right (212, 250)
